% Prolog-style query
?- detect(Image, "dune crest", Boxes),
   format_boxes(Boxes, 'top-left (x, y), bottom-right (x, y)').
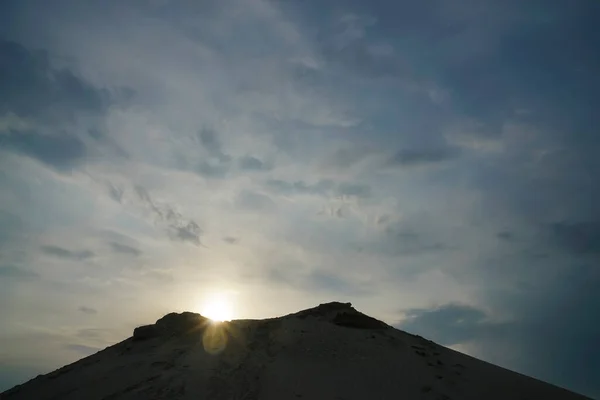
top-left (0, 302), bottom-right (590, 399)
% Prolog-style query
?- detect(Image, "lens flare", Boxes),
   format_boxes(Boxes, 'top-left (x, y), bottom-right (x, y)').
top-left (202, 323), bottom-right (228, 354)
top-left (200, 293), bottom-right (234, 322)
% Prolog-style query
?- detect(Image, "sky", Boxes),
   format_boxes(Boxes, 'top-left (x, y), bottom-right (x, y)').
top-left (0, 0), bottom-right (599, 397)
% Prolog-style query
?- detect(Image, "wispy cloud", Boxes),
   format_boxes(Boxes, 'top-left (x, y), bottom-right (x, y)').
top-left (238, 155), bottom-right (271, 171)
top-left (386, 148), bottom-right (456, 168)
top-left (109, 242), bottom-right (141, 257)
top-left (41, 246), bottom-right (94, 261)
top-left (132, 185), bottom-right (203, 245)
top-left (78, 306), bottom-right (98, 315)
top-left (64, 344), bottom-right (101, 356)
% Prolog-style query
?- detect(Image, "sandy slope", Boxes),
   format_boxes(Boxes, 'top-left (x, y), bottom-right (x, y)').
top-left (0, 302), bottom-right (591, 400)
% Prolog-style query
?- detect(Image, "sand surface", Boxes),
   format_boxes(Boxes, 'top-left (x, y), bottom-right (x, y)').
top-left (0, 302), bottom-right (591, 400)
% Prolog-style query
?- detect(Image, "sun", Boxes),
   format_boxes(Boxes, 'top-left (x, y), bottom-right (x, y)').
top-left (200, 293), bottom-right (234, 322)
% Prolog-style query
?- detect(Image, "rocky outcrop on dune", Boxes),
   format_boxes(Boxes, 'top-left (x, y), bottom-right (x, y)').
top-left (0, 302), bottom-right (591, 400)
top-left (132, 311), bottom-right (210, 341)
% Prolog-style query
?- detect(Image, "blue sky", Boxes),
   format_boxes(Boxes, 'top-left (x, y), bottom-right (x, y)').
top-left (0, 0), bottom-right (599, 397)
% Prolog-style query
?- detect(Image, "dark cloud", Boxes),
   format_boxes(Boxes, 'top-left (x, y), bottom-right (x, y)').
top-left (386, 148), bottom-right (455, 168)
top-left (0, 39), bottom-right (108, 119)
top-left (366, 225), bottom-right (447, 257)
top-left (0, 39), bottom-right (113, 171)
top-left (319, 205), bottom-right (345, 219)
top-left (78, 306), bottom-right (97, 315)
top-left (109, 242), bottom-right (141, 256)
top-left (398, 273), bottom-right (600, 399)
top-left (420, 1), bottom-right (600, 226)
top-left (134, 185), bottom-right (154, 207)
top-left (107, 183), bottom-right (124, 203)
top-left (496, 231), bottom-right (515, 241)
top-left (87, 127), bottom-right (130, 160)
top-left (399, 304), bottom-right (501, 345)
top-left (194, 127), bottom-right (232, 178)
top-left (134, 185), bottom-right (203, 245)
top-left (223, 236), bottom-right (239, 244)
top-left (41, 245), bottom-right (94, 261)
top-left (198, 127), bottom-right (220, 155)
top-left (198, 127), bottom-right (230, 161)
top-left (1, 131), bottom-right (86, 170)
top-left (549, 221), bottom-right (600, 255)
top-left (172, 221), bottom-right (202, 245)
top-left (438, 4), bottom-right (600, 137)
top-left (0, 265), bottom-right (38, 279)
top-left (76, 328), bottom-right (108, 340)
top-left (376, 214), bottom-right (392, 225)
top-left (238, 155), bottom-right (271, 171)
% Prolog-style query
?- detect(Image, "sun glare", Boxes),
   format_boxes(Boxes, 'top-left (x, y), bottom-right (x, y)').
top-left (200, 293), bottom-right (234, 322)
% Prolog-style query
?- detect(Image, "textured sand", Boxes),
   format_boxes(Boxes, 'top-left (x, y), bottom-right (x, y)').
top-left (0, 302), bottom-right (590, 400)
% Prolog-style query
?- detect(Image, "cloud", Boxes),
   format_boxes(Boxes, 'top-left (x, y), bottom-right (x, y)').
top-left (238, 155), bottom-right (271, 171)
top-left (107, 183), bottom-right (124, 203)
top-left (172, 221), bottom-right (202, 245)
top-left (1, 131), bottom-right (87, 171)
top-left (336, 182), bottom-right (371, 198)
top-left (0, 39), bottom-right (112, 171)
top-left (0, 265), bottom-right (38, 279)
top-left (193, 129), bottom-right (231, 178)
top-left (549, 221), bottom-right (600, 255)
top-left (362, 224), bottom-right (448, 257)
top-left (267, 266), bottom-right (371, 297)
top-left (398, 274), bottom-right (600, 398)
top-left (319, 13), bottom-right (410, 80)
top-left (398, 304), bottom-right (501, 345)
top-left (304, 270), bottom-right (373, 296)
top-left (133, 185), bottom-right (203, 245)
top-left (235, 190), bottom-right (277, 212)
top-left (386, 148), bottom-right (456, 168)
top-left (324, 146), bottom-right (375, 169)
top-left (223, 236), bottom-right (239, 244)
top-left (266, 179), bottom-right (335, 196)
top-left (78, 306), bottom-right (97, 315)
top-left (75, 329), bottom-right (109, 340)
top-left (41, 246), bottom-right (94, 261)
top-left (496, 231), bottom-right (514, 241)
top-left (109, 242), bottom-right (141, 257)
top-left (0, 39), bottom-right (108, 119)
top-left (64, 344), bottom-right (101, 356)
top-left (198, 127), bottom-right (231, 162)
top-left (195, 161), bottom-right (230, 179)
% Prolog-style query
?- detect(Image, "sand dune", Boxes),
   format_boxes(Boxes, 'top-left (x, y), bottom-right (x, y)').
top-left (0, 302), bottom-right (590, 399)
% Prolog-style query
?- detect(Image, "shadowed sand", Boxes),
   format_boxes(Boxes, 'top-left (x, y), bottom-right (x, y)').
top-left (0, 302), bottom-right (591, 400)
